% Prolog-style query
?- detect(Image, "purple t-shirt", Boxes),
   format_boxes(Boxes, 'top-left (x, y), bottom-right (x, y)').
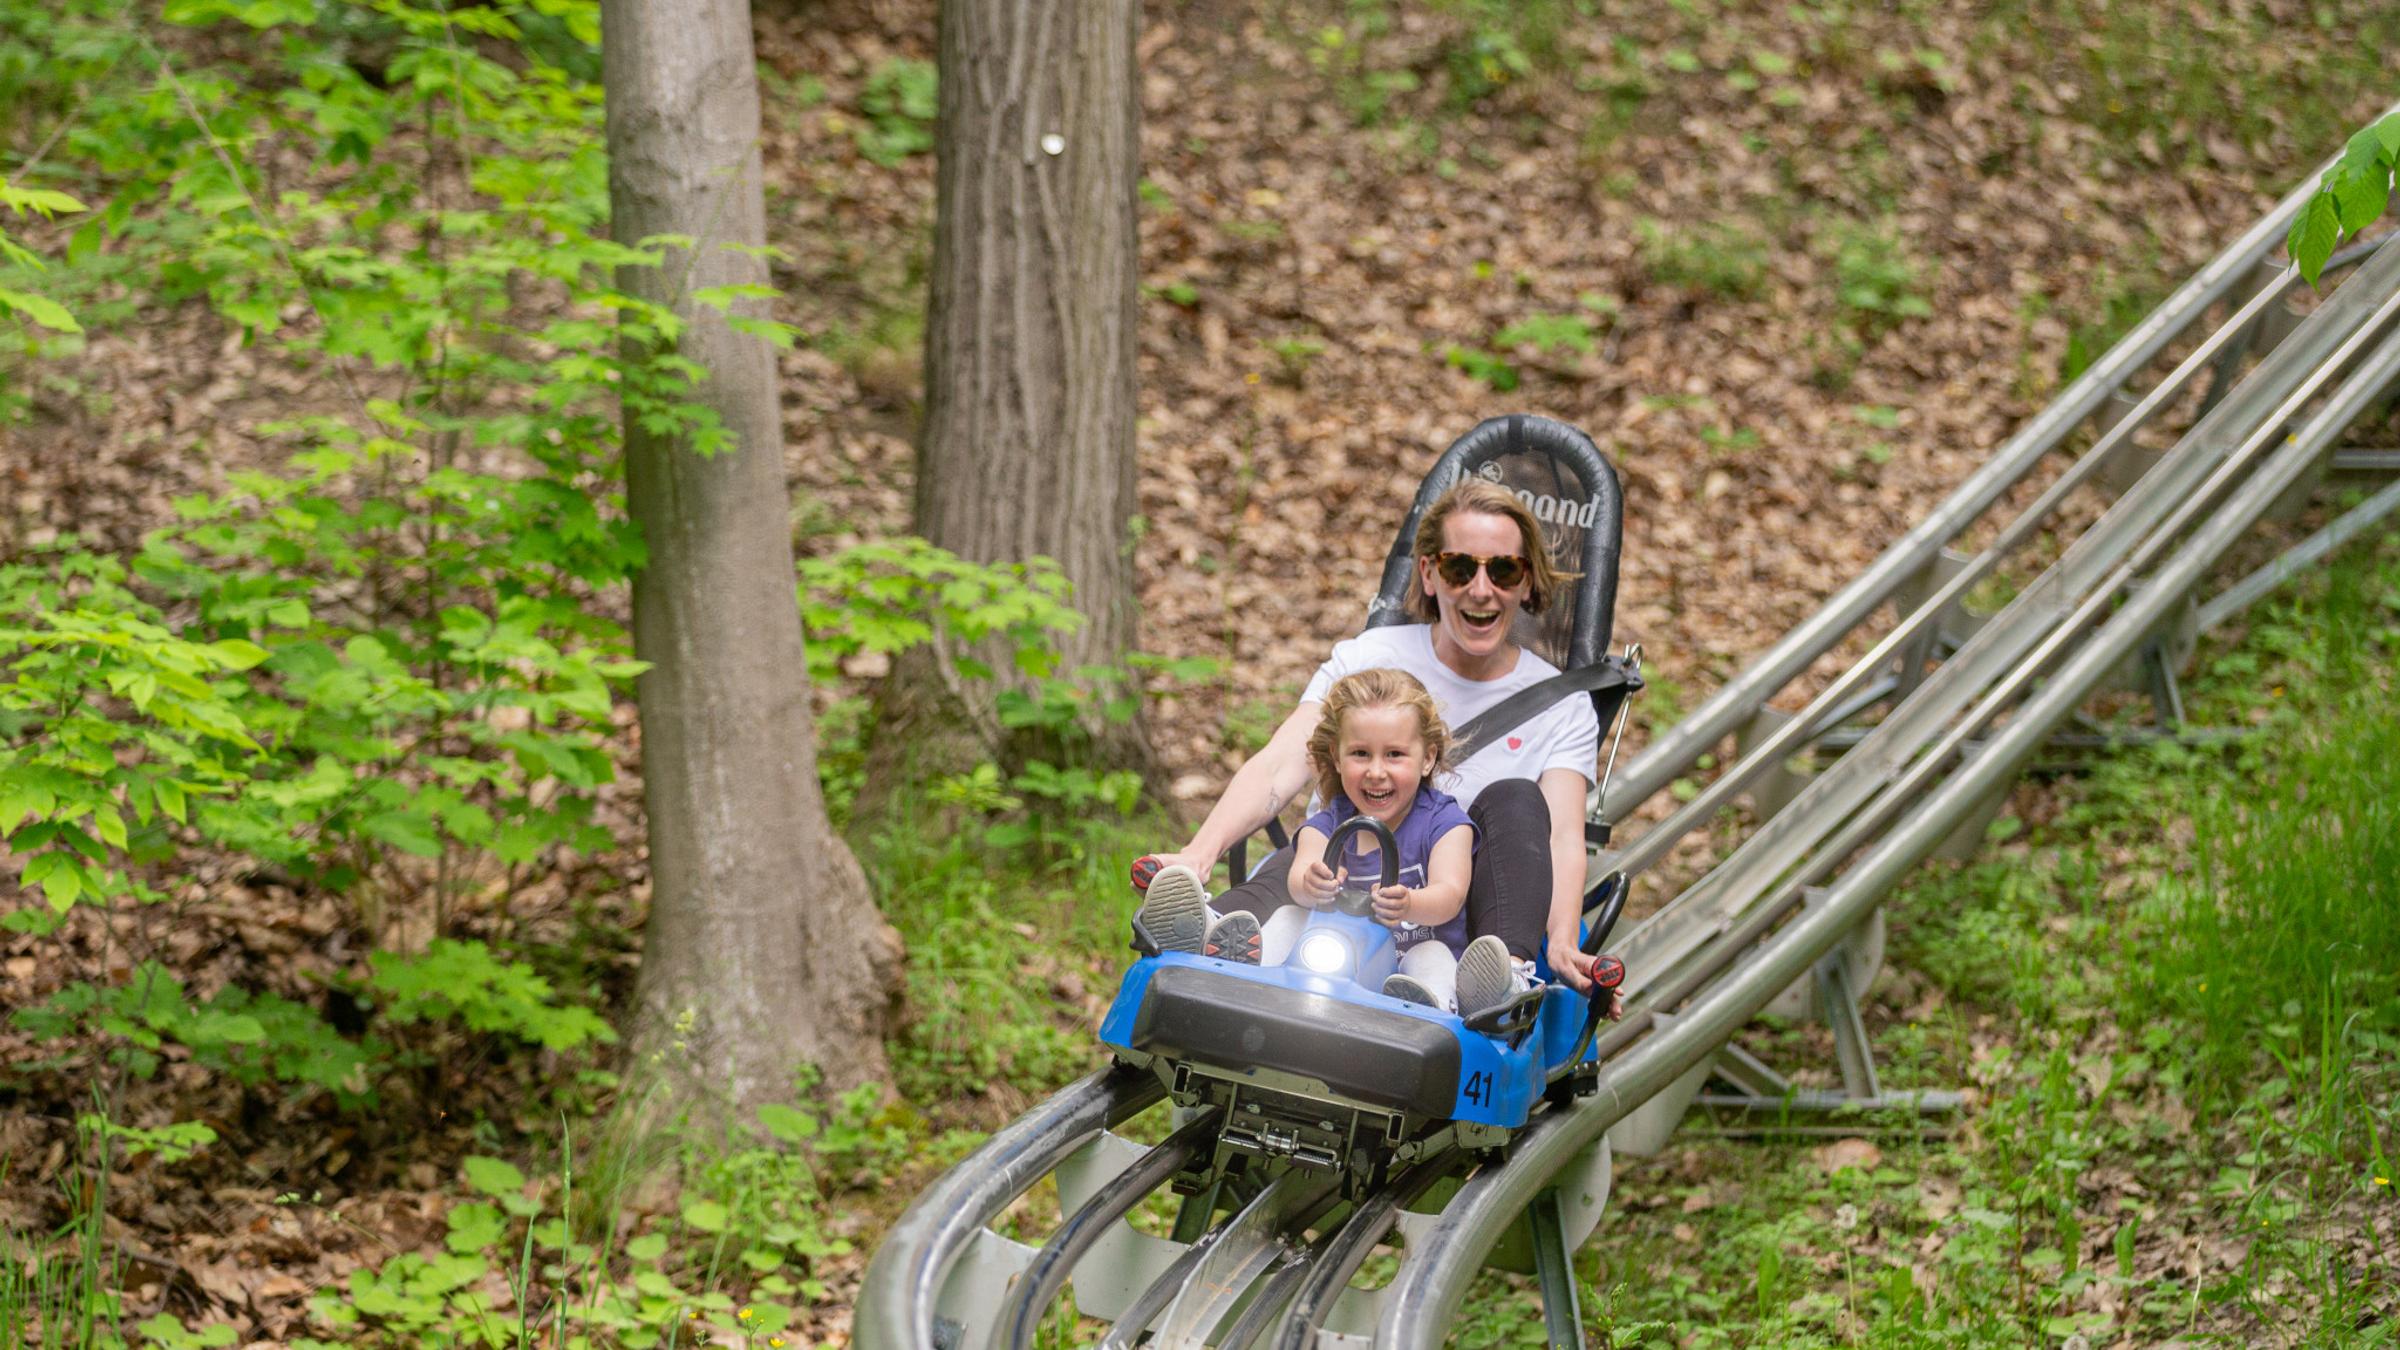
top-left (1303, 786), bottom-right (1476, 956)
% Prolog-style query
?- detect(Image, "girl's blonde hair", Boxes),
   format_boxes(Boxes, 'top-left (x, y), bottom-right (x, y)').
top-left (1405, 478), bottom-right (1580, 621)
top-left (1307, 667), bottom-right (1451, 805)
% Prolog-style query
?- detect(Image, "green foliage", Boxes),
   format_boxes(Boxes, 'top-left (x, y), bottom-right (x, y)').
top-left (0, 177), bottom-right (86, 333)
top-left (1260, 333), bottom-right (1326, 385)
top-left (1815, 217), bottom-right (1931, 332)
top-left (14, 961), bottom-right (380, 1100)
top-left (369, 939), bottom-right (617, 1052)
top-left (1428, 0), bottom-right (1582, 106)
top-left (794, 537), bottom-right (1083, 687)
top-left (1443, 343), bottom-right (1518, 391)
top-left (1494, 311), bottom-right (1599, 357)
top-left (1639, 216), bottom-right (1771, 300)
top-left (855, 57), bottom-right (937, 167)
top-left (133, 1094), bottom-right (916, 1347)
top-left (2289, 112), bottom-right (2399, 287)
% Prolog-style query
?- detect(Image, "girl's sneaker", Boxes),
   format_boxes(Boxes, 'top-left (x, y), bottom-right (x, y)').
top-left (1135, 864), bottom-right (1210, 954)
top-left (1455, 935), bottom-right (1529, 1020)
top-left (1381, 972), bottom-right (1444, 1009)
top-left (1204, 911), bottom-right (1262, 964)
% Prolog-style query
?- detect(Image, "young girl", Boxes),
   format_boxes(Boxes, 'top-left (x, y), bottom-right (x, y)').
top-left (1285, 666), bottom-right (1480, 1009)
top-left (1139, 668), bottom-right (1485, 1011)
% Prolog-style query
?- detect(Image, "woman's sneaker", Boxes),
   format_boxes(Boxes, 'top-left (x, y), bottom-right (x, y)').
top-left (1381, 972), bottom-right (1443, 1009)
top-left (1134, 864), bottom-right (1210, 954)
top-left (1455, 935), bottom-right (1529, 1020)
top-left (1204, 911), bottom-right (1262, 964)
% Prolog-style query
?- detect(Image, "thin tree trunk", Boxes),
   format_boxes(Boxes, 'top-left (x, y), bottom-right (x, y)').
top-left (603, 0), bottom-right (900, 1106)
top-left (859, 0), bottom-right (1158, 820)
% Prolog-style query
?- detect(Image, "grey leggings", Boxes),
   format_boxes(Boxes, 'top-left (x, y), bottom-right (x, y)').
top-left (1212, 777), bottom-right (1553, 964)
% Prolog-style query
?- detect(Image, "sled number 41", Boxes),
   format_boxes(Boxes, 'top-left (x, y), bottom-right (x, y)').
top-left (1463, 1070), bottom-right (1492, 1107)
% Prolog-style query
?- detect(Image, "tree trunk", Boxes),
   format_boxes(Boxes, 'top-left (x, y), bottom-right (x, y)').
top-left (603, 0), bottom-right (900, 1106)
top-left (859, 0), bottom-right (1157, 820)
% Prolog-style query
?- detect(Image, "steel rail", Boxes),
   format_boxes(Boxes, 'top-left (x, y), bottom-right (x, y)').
top-left (1151, 1171), bottom-right (1340, 1346)
top-left (1608, 264), bottom-right (2305, 884)
top-left (2197, 473), bottom-right (2400, 630)
top-left (854, 1065), bottom-right (1163, 1350)
top-left (1601, 259), bottom-right (2400, 1058)
top-left (1601, 129), bottom-right (2375, 817)
top-left (1269, 1159), bottom-right (1457, 1350)
top-left (1613, 240), bottom-right (2400, 990)
top-left (994, 1107), bottom-right (1223, 1350)
top-left (1380, 315), bottom-right (2400, 1348)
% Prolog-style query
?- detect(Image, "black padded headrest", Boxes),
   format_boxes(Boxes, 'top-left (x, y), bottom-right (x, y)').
top-left (1365, 414), bottom-right (1625, 672)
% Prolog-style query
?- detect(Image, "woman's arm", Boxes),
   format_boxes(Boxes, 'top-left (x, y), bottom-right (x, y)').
top-left (1288, 825), bottom-right (1339, 907)
top-left (1538, 767), bottom-right (1596, 993)
top-left (1145, 701), bottom-right (1322, 879)
top-left (1374, 824), bottom-right (1472, 928)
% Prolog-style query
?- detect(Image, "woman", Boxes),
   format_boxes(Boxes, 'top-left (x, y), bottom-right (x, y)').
top-left (1136, 478), bottom-right (1620, 1020)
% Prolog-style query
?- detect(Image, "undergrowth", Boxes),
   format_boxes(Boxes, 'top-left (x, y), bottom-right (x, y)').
top-left (1572, 525), bottom-right (2400, 1345)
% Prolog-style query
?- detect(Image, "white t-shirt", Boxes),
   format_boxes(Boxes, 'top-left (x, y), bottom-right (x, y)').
top-left (1299, 625), bottom-right (1601, 812)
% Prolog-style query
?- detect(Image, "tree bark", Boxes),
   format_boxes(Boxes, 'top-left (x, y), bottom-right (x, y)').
top-left (603, 0), bottom-right (900, 1106)
top-left (860, 0), bottom-right (1158, 818)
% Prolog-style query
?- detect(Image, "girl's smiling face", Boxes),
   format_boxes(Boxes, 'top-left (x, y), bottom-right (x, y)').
top-left (1336, 703), bottom-right (1431, 830)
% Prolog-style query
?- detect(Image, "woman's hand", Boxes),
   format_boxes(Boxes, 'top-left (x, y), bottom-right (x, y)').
top-left (1370, 884), bottom-right (1411, 927)
top-left (1544, 934), bottom-right (1627, 1019)
top-left (1130, 851), bottom-right (1214, 893)
top-left (1545, 933), bottom-right (1594, 993)
top-left (1293, 859), bottom-right (1344, 907)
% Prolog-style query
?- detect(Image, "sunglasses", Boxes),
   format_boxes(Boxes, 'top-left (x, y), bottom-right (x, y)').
top-left (1432, 551), bottom-right (1530, 588)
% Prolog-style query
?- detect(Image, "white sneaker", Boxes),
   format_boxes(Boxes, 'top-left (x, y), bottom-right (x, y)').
top-left (1136, 864), bottom-right (1210, 954)
top-left (1455, 935), bottom-right (1531, 1020)
top-left (1382, 973), bottom-right (1443, 1009)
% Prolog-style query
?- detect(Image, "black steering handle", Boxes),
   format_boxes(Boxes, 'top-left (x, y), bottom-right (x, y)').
top-left (1321, 815), bottom-right (1401, 918)
top-left (1580, 872), bottom-right (1628, 957)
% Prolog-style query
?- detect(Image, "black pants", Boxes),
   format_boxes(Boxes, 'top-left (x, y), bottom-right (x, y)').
top-left (1214, 777), bottom-right (1552, 963)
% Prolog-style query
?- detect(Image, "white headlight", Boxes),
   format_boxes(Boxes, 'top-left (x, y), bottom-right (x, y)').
top-left (1297, 931), bottom-right (1352, 976)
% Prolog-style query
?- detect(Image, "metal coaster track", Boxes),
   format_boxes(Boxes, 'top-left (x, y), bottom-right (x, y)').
top-left (856, 131), bottom-right (2400, 1348)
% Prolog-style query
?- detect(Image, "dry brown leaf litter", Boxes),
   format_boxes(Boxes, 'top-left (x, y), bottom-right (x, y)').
top-left (6, 0), bottom-right (2398, 1339)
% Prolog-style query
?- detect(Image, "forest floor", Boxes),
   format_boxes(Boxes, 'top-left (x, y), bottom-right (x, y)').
top-left (4, 0), bottom-right (2399, 1345)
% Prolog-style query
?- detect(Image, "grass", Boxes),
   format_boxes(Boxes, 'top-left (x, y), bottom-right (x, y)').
top-left (1576, 526), bottom-right (2400, 1345)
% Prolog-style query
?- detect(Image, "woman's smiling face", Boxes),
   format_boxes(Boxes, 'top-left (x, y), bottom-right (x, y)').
top-left (1336, 703), bottom-right (1430, 829)
top-left (1418, 509), bottom-right (1532, 674)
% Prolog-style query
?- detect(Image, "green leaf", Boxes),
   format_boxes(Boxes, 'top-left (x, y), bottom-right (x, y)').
top-left (2287, 193), bottom-right (2340, 288)
top-left (757, 1102), bottom-right (819, 1143)
top-left (363, 810), bottom-right (443, 857)
top-left (446, 1200), bottom-right (507, 1255)
top-left (625, 1232), bottom-right (668, 1262)
top-left (207, 638), bottom-right (271, 670)
top-left (0, 286), bottom-right (81, 334)
top-left (2331, 162), bottom-right (2390, 237)
top-left (462, 1155), bottom-right (526, 1196)
top-left (680, 1197), bottom-right (729, 1233)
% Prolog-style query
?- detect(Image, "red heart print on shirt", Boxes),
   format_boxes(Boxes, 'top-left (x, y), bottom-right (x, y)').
top-left (1506, 736), bottom-right (1523, 750)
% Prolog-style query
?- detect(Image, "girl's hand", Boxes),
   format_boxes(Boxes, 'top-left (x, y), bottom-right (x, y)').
top-left (1294, 859), bottom-right (1343, 907)
top-left (1370, 884), bottom-right (1411, 927)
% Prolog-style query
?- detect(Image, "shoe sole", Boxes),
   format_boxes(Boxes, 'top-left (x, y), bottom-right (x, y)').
top-left (1382, 974), bottom-right (1441, 1009)
top-left (1138, 866), bottom-right (1210, 954)
top-left (1204, 913), bottom-right (1262, 964)
top-left (1455, 935), bottom-right (1516, 1019)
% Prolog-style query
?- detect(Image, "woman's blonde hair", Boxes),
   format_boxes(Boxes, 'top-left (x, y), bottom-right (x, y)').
top-left (1405, 478), bottom-right (1579, 621)
top-left (1307, 668), bottom-right (1451, 805)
